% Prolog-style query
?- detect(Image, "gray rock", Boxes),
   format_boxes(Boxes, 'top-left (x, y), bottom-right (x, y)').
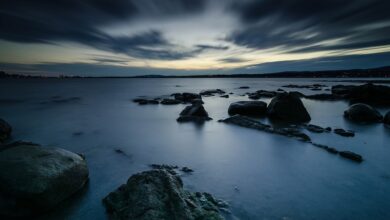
top-left (161, 99), bottom-right (182, 105)
top-left (0, 118), bottom-right (12, 143)
top-left (344, 103), bottom-right (383, 123)
top-left (200, 89), bottom-right (225, 96)
top-left (228, 101), bottom-right (267, 116)
top-left (304, 124), bottom-right (328, 133)
top-left (0, 142), bottom-right (89, 217)
top-left (103, 169), bottom-right (224, 220)
top-left (177, 104), bottom-right (212, 122)
top-left (173, 93), bottom-right (202, 103)
top-left (267, 92), bottom-right (311, 122)
top-left (332, 83), bottom-right (390, 106)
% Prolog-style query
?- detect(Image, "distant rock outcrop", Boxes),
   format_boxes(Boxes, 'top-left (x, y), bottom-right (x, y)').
top-left (267, 92), bottom-right (311, 122)
top-left (103, 169), bottom-right (225, 220)
top-left (332, 83), bottom-right (390, 106)
top-left (0, 142), bottom-right (89, 217)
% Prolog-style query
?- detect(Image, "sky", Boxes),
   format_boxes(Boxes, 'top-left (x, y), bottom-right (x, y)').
top-left (1, 0), bottom-right (390, 76)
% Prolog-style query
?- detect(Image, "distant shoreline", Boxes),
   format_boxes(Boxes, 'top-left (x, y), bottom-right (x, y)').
top-left (1, 66), bottom-right (390, 79)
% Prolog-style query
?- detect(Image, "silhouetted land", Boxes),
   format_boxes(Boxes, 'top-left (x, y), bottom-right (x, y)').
top-left (1, 66), bottom-right (390, 79)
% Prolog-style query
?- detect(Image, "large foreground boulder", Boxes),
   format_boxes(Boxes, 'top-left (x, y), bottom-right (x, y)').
top-left (267, 92), bottom-right (311, 122)
top-left (177, 104), bottom-right (212, 122)
top-left (228, 101), bottom-right (267, 116)
top-left (0, 118), bottom-right (12, 143)
top-left (103, 169), bottom-right (224, 220)
top-left (344, 103), bottom-right (383, 123)
top-left (0, 142), bottom-right (89, 217)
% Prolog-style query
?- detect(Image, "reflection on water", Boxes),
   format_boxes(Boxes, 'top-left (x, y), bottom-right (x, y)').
top-left (0, 78), bottom-right (390, 219)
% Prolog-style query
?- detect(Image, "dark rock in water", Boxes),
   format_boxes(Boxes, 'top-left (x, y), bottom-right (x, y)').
top-left (0, 142), bottom-right (89, 217)
top-left (220, 95), bottom-right (229, 98)
top-left (289, 91), bottom-right (305, 98)
top-left (103, 169), bottom-right (224, 220)
top-left (200, 89), bottom-right (225, 96)
top-left (344, 103), bottom-right (383, 123)
top-left (190, 98), bottom-right (204, 105)
top-left (228, 101), bottom-right (267, 116)
top-left (150, 164), bottom-right (179, 170)
top-left (334, 128), bottom-right (355, 137)
top-left (304, 124), bottom-right (329, 133)
top-left (304, 93), bottom-right (342, 101)
top-left (133, 98), bottom-right (159, 105)
top-left (161, 99), bottom-right (182, 105)
top-left (0, 118), bottom-right (12, 143)
top-left (332, 83), bottom-right (390, 106)
top-left (267, 92), bottom-right (311, 122)
top-left (221, 115), bottom-right (311, 142)
top-left (181, 167), bottom-right (194, 173)
top-left (177, 104), bottom-right (212, 122)
top-left (277, 88), bottom-right (285, 92)
top-left (248, 90), bottom-right (279, 100)
top-left (384, 111), bottom-right (390, 127)
top-left (238, 86), bottom-right (250, 89)
top-left (173, 93), bottom-right (201, 103)
top-left (339, 151), bottom-right (363, 162)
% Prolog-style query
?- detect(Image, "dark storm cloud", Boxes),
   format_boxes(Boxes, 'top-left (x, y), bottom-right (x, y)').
top-left (0, 0), bottom-right (206, 59)
top-left (218, 57), bottom-right (249, 63)
top-left (195, 44), bottom-right (229, 50)
top-left (228, 0), bottom-right (390, 52)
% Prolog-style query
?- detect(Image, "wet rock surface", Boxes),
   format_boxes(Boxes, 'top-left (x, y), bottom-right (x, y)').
top-left (267, 92), bottom-right (311, 122)
top-left (282, 84), bottom-right (327, 90)
top-left (248, 90), bottom-right (281, 100)
top-left (200, 89), bottom-right (225, 96)
top-left (161, 99), bottom-right (182, 105)
top-left (344, 103), bottom-right (383, 123)
top-left (228, 101), bottom-right (267, 116)
top-left (0, 118), bottom-right (12, 143)
top-left (103, 169), bottom-right (225, 220)
top-left (304, 124), bottom-right (331, 133)
top-left (334, 128), bottom-right (355, 137)
top-left (172, 93), bottom-right (202, 103)
top-left (339, 151), bottom-right (363, 162)
top-left (0, 142), bottom-right (89, 217)
top-left (133, 98), bottom-right (159, 105)
top-left (177, 104), bottom-right (212, 123)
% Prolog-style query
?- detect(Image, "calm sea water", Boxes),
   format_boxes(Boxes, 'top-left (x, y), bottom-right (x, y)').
top-left (1, 78), bottom-right (390, 220)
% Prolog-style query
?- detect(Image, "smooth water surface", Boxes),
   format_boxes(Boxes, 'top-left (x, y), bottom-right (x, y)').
top-left (0, 78), bottom-right (389, 220)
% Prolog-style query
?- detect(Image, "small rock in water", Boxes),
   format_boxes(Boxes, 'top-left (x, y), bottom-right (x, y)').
top-left (177, 104), bottom-right (212, 123)
top-left (181, 167), bottom-right (194, 173)
top-left (334, 128), bottom-right (355, 137)
top-left (238, 86), bottom-right (250, 89)
top-left (220, 94), bottom-right (229, 98)
top-left (228, 101), bottom-right (267, 116)
top-left (339, 151), bottom-right (363, 162)
top-left (200, 89), bottom-right (226, 96)
top-left (161, 98), bottom-right (182, 105)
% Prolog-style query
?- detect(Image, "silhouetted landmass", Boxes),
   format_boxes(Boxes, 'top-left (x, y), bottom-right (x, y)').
top-left (1, 66), bottom-right (390, 79)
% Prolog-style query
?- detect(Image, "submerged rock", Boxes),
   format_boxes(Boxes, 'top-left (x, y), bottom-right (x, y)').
top-left (221, 115), bottom-right (310, 142)
top-left (304, 124), bottom-right (330, 133)
top-left (238, 86), bottom-right (250, 89)
top-left (133, 98), bottom-right (159, 105)
top-left (228, 101), bottom-right (267, 116)
top-left (0, 142), bottom-right (89, 217)
top-left (220, 95), bottom-right (229, 98)
top-left (103, 169), bottom-right (225, 220)
top-left (304, 93), bottom-right (342, 101)
top-left (339, 151), bottom-right (363, 162)
top-left (248, 90), bottom-right (279, 100)
top-left (267, 92), bottom-right (311, 122)
top-left (0, 118), bottom-right (12, 143)
top-left (200, 89), bottom-right (225, 96)
top-left (334, 128), bottom-right (355, 137)
top-left (172, 93), bottom-right (202, 103)
top-left (161, 99), bottom-right (182, 105)
top-left (344, 103), bottom-right (383, 123)
top-left (177, 104), bottom-right (212, 122)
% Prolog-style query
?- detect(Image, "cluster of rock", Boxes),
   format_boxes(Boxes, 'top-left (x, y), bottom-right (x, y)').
top-left (229, 92), bottom-right (311, 123)
top-left (103, 169), bottom-right (227, 220)
top-left (332, 83), bottom-right (390, 106)
top-left (133, 92), bottom-right (204, 105)
top-left (0, 119), bottom-right (89, 217)
top-left (282, 84), bottom-right (328, 91)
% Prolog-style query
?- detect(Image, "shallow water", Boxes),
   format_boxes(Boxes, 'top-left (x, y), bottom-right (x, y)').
top-left (1, 78), bottom-right (390, 220)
